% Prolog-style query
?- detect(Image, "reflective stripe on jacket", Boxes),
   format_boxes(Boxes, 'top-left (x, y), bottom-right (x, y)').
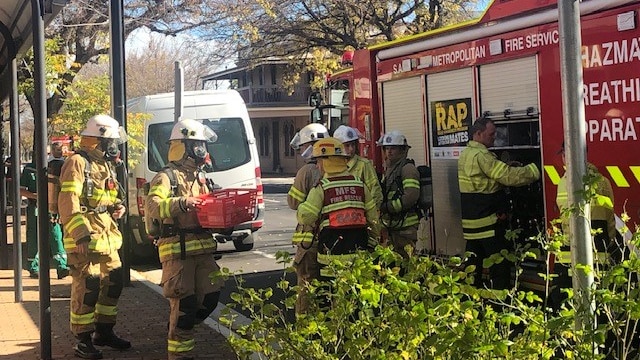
top-left (59, 149), bottom-right (123, 254)
top-left (381, 158), bottom-right (420, 230)
top-left (287, 162), bottom-right (321, 210)
top-left (289, 162), bottom-right (322, 244)
top-left (458, 140), bottom-right (540, 241)
top-left (319, 175), bottom-right (367, 229)
top-left (554, 163), bottom-right (615, 264)
top-left (146, 158), bottom-right (217, 262)
top-left (555, 250), bottom-right (609, 265)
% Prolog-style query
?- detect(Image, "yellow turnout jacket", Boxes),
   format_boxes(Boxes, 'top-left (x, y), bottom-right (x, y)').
top-left (58, 148), bottom-right (123, 254)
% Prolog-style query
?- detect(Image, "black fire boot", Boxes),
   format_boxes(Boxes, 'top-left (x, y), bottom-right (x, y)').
top-left (74, 332), bottom-right (103, 359)
top-left (92, 323), bottom-right (132, 350)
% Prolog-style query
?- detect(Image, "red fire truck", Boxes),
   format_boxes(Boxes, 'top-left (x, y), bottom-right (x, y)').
top-left (50, 135), bottom-right (75, 157)
top-left (325, 0), bottom-right (640, 267)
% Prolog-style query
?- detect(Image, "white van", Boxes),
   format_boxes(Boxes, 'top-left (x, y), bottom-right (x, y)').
top-left (127, 90), bottom-right (264, 261)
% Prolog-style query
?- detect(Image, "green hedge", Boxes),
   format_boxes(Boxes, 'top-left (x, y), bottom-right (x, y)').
top-left (217, 221), bottom-right (640, 360)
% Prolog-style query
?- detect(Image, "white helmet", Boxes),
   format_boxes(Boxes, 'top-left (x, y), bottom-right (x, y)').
top-left (169, 119), bottom-right (218, 142)
top-left (81, 114), bottom-right (127, 143)
top-left (377, 130), bottom-right (410, 147)
top-left (290, 123), bottom-right (329, 150)
top-left (333, 125), bottom-right (362, 144)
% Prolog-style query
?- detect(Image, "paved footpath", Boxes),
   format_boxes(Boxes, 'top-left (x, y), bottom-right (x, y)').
top-left (0, 262), bottom-right (238, 360)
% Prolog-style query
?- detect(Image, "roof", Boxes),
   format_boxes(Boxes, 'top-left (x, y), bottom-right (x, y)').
top-left (0, 0), bottom-right (67, 101)
top-left (369, 0), bottom-right (559, 52)
top-left (201, 58), bottom-right (290, 81)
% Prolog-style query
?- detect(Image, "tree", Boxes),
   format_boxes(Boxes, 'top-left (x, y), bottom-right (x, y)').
top-left (17, 0), bottom-right (487, 116)
top-left (50, 72), bottom-right (147, 168)
top-left (17, 37), bottom-right (73, 119)
top-left (125, 33), bottom-right (214, 98)
top-left (19, 115), bottom-right (35, 161)
top-left (48, 31), bottom-right (223, 168)
top-left (219, 0), bottom-right (484, 89)
top-left (18, 0), bottom-right (234, 118)
top-left (50, 74), bottom-right (111, 137)
top-left (56, 34), bottom-right (220, 166)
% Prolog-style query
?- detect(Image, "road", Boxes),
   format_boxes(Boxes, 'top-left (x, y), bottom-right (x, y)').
top-left (133, 182), bottom-right (299, 321)
top-left (216, 192), bottom-right (297, 274)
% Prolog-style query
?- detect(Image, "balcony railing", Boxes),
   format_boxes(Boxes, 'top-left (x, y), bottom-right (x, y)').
top-left (234, 85), bottom-right (311, 107)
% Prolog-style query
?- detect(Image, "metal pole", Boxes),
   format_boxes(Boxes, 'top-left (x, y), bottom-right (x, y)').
top-left (0, 111), bottom-right (7, 270)
top-left (175, 61), bottom-right (183, 123)
top-left (0, 16), bottom-right (17, 272)
top-left (558, 0), bottom-right (595, 335)
top-left (10, 58), bottom-right (22, 303)
top-left (109, 0), bottom-right (130, 286)
top-left (32, 0), bottom-right (52, 358)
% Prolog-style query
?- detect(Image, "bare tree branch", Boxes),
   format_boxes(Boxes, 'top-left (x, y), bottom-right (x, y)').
top-left (19, 0), bottom-right (233, 117)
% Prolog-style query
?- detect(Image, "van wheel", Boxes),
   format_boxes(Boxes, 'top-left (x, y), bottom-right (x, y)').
top-left (233, 239), bottom-right (254, 252)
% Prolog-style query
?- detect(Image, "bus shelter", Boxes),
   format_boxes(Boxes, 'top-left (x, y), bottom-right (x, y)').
top-left (1, 2), bottom-right (70, 359)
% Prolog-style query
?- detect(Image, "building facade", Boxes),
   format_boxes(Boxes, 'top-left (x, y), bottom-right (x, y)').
top-left (201, 60), bottom-right (314, 176)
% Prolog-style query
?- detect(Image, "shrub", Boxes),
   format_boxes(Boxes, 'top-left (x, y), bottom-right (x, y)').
top-left (216, 227), bottom-right (640, 360)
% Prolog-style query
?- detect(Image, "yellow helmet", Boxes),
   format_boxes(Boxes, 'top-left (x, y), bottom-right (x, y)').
top-left (311, 137), bottom-right (350, 158)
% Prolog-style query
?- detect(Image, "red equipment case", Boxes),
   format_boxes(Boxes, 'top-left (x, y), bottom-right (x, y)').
top-left (196, 189), bottom-right (258, 229)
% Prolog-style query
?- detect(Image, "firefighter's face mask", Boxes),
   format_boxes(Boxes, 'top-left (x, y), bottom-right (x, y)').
top-left (185, 140), bottom-right (211, 167)
top-left (100, 138), bottom-right (120, 161)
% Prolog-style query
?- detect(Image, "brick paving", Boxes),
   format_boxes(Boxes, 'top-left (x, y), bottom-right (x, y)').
top-left (0, 244), bottom-right (238, 360)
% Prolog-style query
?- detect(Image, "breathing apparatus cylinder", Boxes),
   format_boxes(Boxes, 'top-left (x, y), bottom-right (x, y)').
top-left (417, 165), bottom-right (433, 211)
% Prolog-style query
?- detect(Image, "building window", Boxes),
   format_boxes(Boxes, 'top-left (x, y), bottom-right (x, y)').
top-left (258, 66), bottom-right (264, 86)
top-left (259, 125), bottom-right (270, 157)
top-left (270, 65), bottom-right (277, 85)
top-left (284, 121), bottom-right (295, 157)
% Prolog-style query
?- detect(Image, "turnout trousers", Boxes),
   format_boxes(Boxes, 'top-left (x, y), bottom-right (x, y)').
top-left (294, 243), bottom-right (320, 315)
top-left (161, 253), bottom-right (222, 360)
top-left (68, 249), bottom-right (123, 336)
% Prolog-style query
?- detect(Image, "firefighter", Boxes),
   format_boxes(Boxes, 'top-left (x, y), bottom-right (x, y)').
top-left (550, 141), bottom-right (616, 309)
top-left (58, 114), bottom-right (130, 359)
top-left (297, 137), bottom-right (380, 281)
top-left (287, 122), bottom-right (329, 314)
top-left (458, 116), bottom-right (540, 290)
top-left (333, 125), bottom-right (383, 208)
top-left (377, 130), bottom-right (420, 258)
top-left (145, 118), bottom-right (223, 360)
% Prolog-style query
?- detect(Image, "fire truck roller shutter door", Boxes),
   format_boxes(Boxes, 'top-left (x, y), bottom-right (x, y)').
top-left (477, 56), bottom-right (545, 278)
top-left (426, 68), bottom-right (474, 256)
top-left (381, 77), bottom-right (425, 167)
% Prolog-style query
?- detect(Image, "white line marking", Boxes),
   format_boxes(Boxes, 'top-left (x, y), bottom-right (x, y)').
top-left (252, 250), bottom-right (276, 259)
